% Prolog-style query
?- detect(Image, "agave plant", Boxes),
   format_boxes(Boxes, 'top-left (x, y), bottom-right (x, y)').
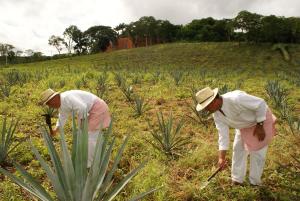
top-left (0, 114), bottom-right (158, 200)
top-left (131, 74), bottom-right (142, 85)
top-left (147, 112), bottom-right (190, 158)
top-left (0, 82), bottom-right (14, 98)
top-left (59, 79), bottom-right (66, 88)
top-left (5, 70), bottom-right (22, 86)
top-left (96, 73), bottom-right (108, 99)
top-left (0, 116), bottom-right (21, 166)
top-left (81, 75), bottom-right (89, 88)
top-left (265, 80), bottom-right (288, 110)
top-left (186, 86), bottom-right (211, 127)
top-left (151, 71), bottom-right (161, 84)
top-left (75, 79), bottom-right (82, 89)
top-left (218, 83), bottom-right (231, 95)
top-left (131, 95), bottom-right (148, 117)
top-left (48, 80), bottom-right (56, 89)
top-left (120, 83), bottom-right (134, 102)
top-left (170, 71), bottom-right (184, 86)
top-left (114, 72), bottom-right (125, 87)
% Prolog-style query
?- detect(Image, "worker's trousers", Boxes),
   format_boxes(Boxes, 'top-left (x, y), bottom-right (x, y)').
top-left (88, 131), bottom-right (99, 168)
top-left (86, 98), bottom-right (111, 168)
top-left (231, 130), bottom-right (268, 185)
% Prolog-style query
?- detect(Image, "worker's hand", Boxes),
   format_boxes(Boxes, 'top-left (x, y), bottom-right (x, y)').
top-left (51, 127), bottom-right (59, 136)
top-left (253, 124), bottom-right (265, 141)
top-left (218, 158), bottom-right (227, 170)
top-left (218, 150), bottom-right (227, 170)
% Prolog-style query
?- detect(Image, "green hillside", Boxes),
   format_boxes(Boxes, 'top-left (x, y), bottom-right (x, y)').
top-left (0, 42), bottom-right (299, 201)
top-left (7, 42), bottom-right (300, 69)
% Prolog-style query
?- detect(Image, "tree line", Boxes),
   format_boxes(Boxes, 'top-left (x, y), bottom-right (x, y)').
top-left (1, 10), bottom-right (300, 65)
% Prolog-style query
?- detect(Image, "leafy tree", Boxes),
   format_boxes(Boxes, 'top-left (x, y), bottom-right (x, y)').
top-left (134, 16), bottom-right (158, 46)
top-left (84, 26), bottom-right (117, 53)
top-left (7, 51), bottom-right (15, 63)
top-left (25, 49), bottom-right (34, 57)
top-left (32, 51), bottom-right (43, 58)
top-left (114, 23), bottom-right (128, 36)
top-left (48, 35), bottom-right (64, 54)
top-left (0, 43), bottom-right (14, 65)
top-left (213, 19), bottom-right (234, 41)
top-left (156, 20), bottom-right (180, 43)
top-left (15, 50), bottom-right (23, 57)
top-left (233, 10), bottom-right (262, 42)
top-left (63, 25), bottom-right (79, 54)
top-left (286, 17), bottom-right (300, 43)
top-left (0, 43), bottom-right (14, 56)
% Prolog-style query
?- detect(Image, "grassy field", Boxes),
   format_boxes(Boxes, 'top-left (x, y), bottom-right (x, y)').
top-left (0, 42), bottom-right (299, 201)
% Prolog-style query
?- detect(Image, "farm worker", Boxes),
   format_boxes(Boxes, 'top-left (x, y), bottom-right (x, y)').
top-left (39, 89), bottom-right (111, 167)
top-left (195, 87), bottom-right (276, 186)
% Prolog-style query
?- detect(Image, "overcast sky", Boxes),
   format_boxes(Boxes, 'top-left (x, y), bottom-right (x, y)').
top-left (1, 0), bottom-right (299, 55)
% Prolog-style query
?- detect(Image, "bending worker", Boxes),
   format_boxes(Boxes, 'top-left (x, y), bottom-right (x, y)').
top-left (195, 87), bottom-right (276, 186)
top-left (40, 88), bottom-right (111, 167)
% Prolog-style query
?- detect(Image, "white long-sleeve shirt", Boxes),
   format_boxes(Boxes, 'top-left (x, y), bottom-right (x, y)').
top-left (213, 90), bottom-right (267, 150)
top-left (56, 90), bottom-right (99, 128)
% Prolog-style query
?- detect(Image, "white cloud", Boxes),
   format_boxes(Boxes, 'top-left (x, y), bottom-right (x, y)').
top-left (0, 0), bottom-right (131, 55)
top-left (0, 0), bottom-right (299, 55)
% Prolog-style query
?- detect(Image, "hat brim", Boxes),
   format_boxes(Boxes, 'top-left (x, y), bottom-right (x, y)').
top-left (196, 88), bottom-right (219, 111)
top-left (42, 92), bottom-right (60, 105)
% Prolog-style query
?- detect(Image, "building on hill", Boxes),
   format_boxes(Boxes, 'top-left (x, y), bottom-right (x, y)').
top-left (116, 37), bottom-right (134, 50)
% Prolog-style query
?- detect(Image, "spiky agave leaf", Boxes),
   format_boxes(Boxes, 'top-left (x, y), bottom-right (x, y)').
top-left (131, 95), bottom-right (148, 117)
top-left (0, 112), bottom-right (158, 201)
top-left (147, 112), bottom-right (190, 157)
top-left (0, 116), bottom-right (20, 165)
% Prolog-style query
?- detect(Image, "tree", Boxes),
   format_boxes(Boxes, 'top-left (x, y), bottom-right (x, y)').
top-left (32, 51), bottom-right (43, 58)
top-left (25, 49), bottom-right (34, 57)
top-left (156, 20), bottom-right (180, 43)
top-left (84, 26), bottom-right (117, 53)
top-left (134, 16), bottom-right (158, 46)
top-left (233, 10), bottom-right (263, 43)
top-left (283, 17), bottom-right (300, 43)
top-left (62, 26), bottom-right (88, 55)
top-left (0, 43), bottom-right (14, 65)
top-left (181, 17), bottom-right (217, 41)
top-left (48, 35), bottom-right (64, 54)
top-left (63, 25), bottom-right (79, 54)
top-left (114, 23), bottom-right (128, 36)
top-left (7, 51), bottom-right (15, 63)
top-left (212, 19), bottom-right (234, 41)
top-left (15, 50), bottom-right (23, 57)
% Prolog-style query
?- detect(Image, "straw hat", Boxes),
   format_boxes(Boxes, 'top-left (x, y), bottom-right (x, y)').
top-left (40, 89), bottom-right (60, 105)
top-left (195, 87), bottom-right (219, 111)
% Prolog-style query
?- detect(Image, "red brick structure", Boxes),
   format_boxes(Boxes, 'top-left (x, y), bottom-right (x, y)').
top-left (116, 37), bottom-right (134, 49)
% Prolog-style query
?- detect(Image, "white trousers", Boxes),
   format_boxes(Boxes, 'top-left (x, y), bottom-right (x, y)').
top-left (87, 130), bottom-right (99, 168)
top-left (231, 129), bottom-right (268, 185)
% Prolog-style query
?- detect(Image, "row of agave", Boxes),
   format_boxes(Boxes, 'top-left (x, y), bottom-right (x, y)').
top-left (265, 80), bottom-right (300, 191)
top-left (0, 113), bottom-right (159, 201)
top-left (0, 116), bottom-right (21, 166)
top-left (264, 80), bottom-right (299, 129)
top-left (114, 73), bottom-right (148, 117)
top-left (112, 72), bottom-right (192, 157)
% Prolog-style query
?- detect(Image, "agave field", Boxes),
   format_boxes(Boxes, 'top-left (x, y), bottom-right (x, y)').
top-left (0, 43), bottom-right (299, 200)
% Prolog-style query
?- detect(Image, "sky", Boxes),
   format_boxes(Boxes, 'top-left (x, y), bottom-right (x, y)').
top-left (1, 0), bottom-right (299, 56)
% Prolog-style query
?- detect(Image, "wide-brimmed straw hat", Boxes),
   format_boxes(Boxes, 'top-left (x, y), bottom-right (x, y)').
top-left (195, 87), bottom-right (219, 111)
top-left (39, 88), bottom-right (60, 105)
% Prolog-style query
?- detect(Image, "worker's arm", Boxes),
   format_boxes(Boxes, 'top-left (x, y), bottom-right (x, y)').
top-left (214, 115), bottom-right (230, 170)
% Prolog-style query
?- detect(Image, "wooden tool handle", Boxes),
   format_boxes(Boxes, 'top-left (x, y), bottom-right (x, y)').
top-left (207, 166), bottom-right (222, 181)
